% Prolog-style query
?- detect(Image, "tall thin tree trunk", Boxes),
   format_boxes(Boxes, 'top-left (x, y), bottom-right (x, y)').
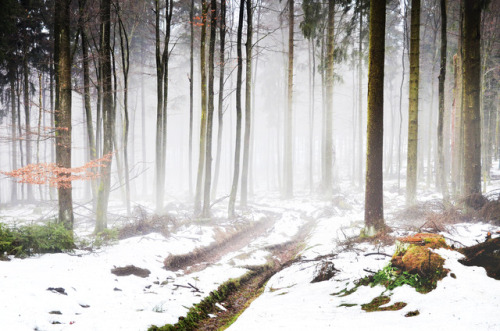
top-left (406, 0), bottom-right (420, 206)
top-left (241, 0), bottom-right (253, 208)
top-left (283, 0), bottom-right (294, 198)
top-left (9, 66), bottom-right (18, 203)
top-left (54, 0), bottom-right (74, 231)
top-left (189, 0), bottom-right (195, 197)
top-left (117, 5), bottom-right (131, 215)
top-left (228, 0), bottom-right (245, 218)
top-left (323, 0), bottom-right (334, 195)
top-left (437, 0), bottom-right (448, 199)
top-left (95, 0), bottom-right (114, 233)
top-left (79, 0), bottom-right (97, 202)
top-left (202, 0), bottom-right (217, 217)
top-left (23, 56), bottom-right (34, 202)
top-left (358, 3), bottom-right (364, 188)
top-left (212, 0), bottom-right (226, 199)
top-left (195, 0), bottom-right (208, 215)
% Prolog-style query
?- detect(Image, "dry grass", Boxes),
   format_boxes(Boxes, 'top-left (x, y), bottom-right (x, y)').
top-left (118, 207), bottom-right (177, 239)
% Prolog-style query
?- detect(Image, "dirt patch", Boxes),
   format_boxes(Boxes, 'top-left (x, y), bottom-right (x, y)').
top-left (111, 265), bottom-right (151, 278)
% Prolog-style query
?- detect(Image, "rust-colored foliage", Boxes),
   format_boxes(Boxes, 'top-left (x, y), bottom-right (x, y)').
top-left (398, 233), bottom-right (449, 249)
top-left (1, 153), bottom-right (112, 189)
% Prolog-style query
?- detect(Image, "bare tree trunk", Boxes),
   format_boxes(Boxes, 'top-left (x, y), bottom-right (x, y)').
top-left (211, 0), bottom-right (226, 200)
top-left (406, 0), bottom-right (420, 206)
top-left (117, 4), bottom-right (131, 215)
top-left (323, 0), bottom-right (334, 195)
top-left (228, 0), bottom-right (245, 218)
top-left (9, 65), bottom-right (18, 203)
top-left (462, 0), bottom-right (482, 198)
top-left (54, 0), bottom-right (74, 231)
top-left (95, 0), bottom-right (114, 233)
top-left (437, 0), bottom-right (449, 199)
top-left (79, 0), bottom-right (97, 202)
top-left (241, 0), bottom-right (253, 208)
top-left (202, 0), bottom-right (217, 217)
top-left (23, 55), bottom-right (34, 202)
top-left (364, 0), bottom-right (386, 235)
top-left (283, 0), bottom-right (294, 198)
top-left (358, 3), bottom-right (364, 188)
top-left (195, 0), bottom-right (208, 215)
top-left (189, 0), bottom-right (195, 197)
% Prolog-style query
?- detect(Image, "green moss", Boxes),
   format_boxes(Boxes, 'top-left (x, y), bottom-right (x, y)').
top-left (361, 296), bottom-right (407, 312)
top-left (149, 265), bottom-right (272, 331)
top-left (338, 303), bottom-right (357, 307)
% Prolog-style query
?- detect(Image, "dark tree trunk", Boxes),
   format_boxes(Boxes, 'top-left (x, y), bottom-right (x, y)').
top-left (437, 0), bottom-right (449, 199)
top-left (95, 0), bottom-right (114, 233)
top-left (54, 0), bottom-right (74, 231)
top-left (241, 0), bottom-right (253, 207)
top-left (462, 0), bottom-right (482, 198)
top-left (364, 0), bottom-right (386, 235)
top-left (189, 0), bottom-right (195, 197)
top-left (228, 0), bottom-right (245, 218)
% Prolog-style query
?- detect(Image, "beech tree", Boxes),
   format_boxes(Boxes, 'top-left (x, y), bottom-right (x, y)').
top-left (54, 0), bottom-right (73, 230)
top-left (406, 0), bottom-right (420, 206)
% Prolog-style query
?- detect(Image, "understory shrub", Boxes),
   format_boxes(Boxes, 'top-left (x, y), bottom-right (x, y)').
top-left (0, 222), bottom-right (74, 258)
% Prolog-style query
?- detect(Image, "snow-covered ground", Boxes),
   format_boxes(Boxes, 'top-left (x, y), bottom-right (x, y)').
top-left (1, 182), bottom-right (500, 330)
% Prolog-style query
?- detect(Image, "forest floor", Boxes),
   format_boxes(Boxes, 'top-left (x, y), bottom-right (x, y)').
top-left (1, 176), bottom-right (500, 330)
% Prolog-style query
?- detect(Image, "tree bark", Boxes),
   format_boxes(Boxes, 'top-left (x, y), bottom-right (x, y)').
top-left (54, 0), bottom-right (74, 231)
top-left (283, 0), bottom-right (294, 198)
top-left (241, 0), bottom-right (253, 207)
top-left (202, 0), bottom-right (217, 217)
top-left (437, 0), bottom-right (449, 199)
top-left (189, 0), bottom-right (195, 197)
top-left (228, 0), bottom-right (245, 218)
top-left (364, 0), bottom-right (386, 235)
top-left (462, 0), bottom-right (482, 198)
top-left (211, 0), bottom-right (226, 200)
top-left (195, 0), bottom-right (209, 215)
top-left (95, 0), bottom-right (113, 233)
top-left (406, 0), bottom-right (420, 206)
top-left (323, 0), bottom-right (334, 195)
